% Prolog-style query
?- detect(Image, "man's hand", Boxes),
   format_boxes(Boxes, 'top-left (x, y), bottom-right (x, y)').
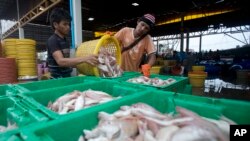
top-left (141, 64), bottom-right (151, 77)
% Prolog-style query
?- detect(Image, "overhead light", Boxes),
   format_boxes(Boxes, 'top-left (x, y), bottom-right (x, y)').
top-left (208, 25), bottom-right (214, 28)
top-left (88, 17), bottom-right (94, 21)
top-left (39, 6), bottom-right (45, 11)
top-left (215, 0), bottom-right (224, 4)
top-left (132, 3), bottom-right (139, 6)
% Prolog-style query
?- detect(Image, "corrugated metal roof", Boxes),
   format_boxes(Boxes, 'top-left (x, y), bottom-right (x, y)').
top-left (1, 0), bottom-right (249, 37)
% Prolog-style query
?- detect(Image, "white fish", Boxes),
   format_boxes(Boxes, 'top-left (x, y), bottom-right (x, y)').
top-left (98, 112), bottom-right (116, 122)
top-left (171, 125), bottom-right (218, 141)
top-left (88, 136), bottom-right (109, 141)
top-left (97, 47), bottom-right (123, 77)
top-left (59, 106), bottom-right (69, 114)
top-left (113, 109), bottom-right (132, 118)
top-left (202, 117), bottom-right (232, 136)
top-left (65, 99), bottom-right (76, 107)
top-left (156, 125), bottom-right (179, 141)
top-left (131, 108), bottom-right (169, 120)
top-left (144, 130), bottom-right (156, 141)
top-left (140, 115), bottom-right (193, 127)
top-left (74, 93), bottom-right (85, 111)
top-left (98, 97), bottom-right (113, 103)
top-left (78, 135), bottom-right (85, 141)
top-left (98, 64), bottom-right (109, 72)
top-left (0, 125), bottom-right (6, 132)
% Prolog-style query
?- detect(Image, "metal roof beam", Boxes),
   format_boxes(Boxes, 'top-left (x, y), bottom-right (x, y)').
top-left (1, 0), bottom-right (62, 39)
top-left (153, 25), bottom-right (250, 40)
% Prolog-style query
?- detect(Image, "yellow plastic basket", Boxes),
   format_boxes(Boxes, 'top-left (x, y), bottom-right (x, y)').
top-left (3, 39), bottom-right (17, 58)
top-left (188, 71), bottom-right (207, 87)
top-left (192, 65), bottom-right (205, 72)
top-left (16, 39), bottom-right (36, 45)
top-left (163, 60), bottom-right (176, 66)
top-left (3, 38), bottom-right (17, 45)
top-left (18, 63), bottom-right (36, 68)
top-left (76, 35), bottom-right (121, 76)
top-left (18, 59), bottom-right (37, 63)
top-left (150, 66), bottom-right (162, 74)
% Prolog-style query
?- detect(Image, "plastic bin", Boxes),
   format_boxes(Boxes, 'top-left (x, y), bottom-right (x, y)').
top-left (76, 34), bottom-right (121, 76)
top-left (0, 134), bottom-right (24, 141)
top-left (118, 74), bottom-right (189, 93)
top-left (99, 71), bottom-right (141, 80)
top-left (188, 71), bottom-right (208, 87)
top-left (14, 76), bottom-right (100, 92)
top-left (0, 84), bottom-right (18, 97)
top-left (0, 96), bottom-right (49, 139)
top-left (192, 65), bottom-right (205, 72)
top-left (19, 90), bottom-right (250, 141)
top-left (182, 84), bottom-right (192, 94)
top-left (17, 79), bottom-right (151, 119)
top-left (0, 85), bottom-right (9, 97)
top-left (150, 66), bottom-right (162, 74)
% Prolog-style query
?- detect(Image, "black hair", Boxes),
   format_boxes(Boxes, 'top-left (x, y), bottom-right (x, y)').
top-left (50, 8), bottom-right (72, 30)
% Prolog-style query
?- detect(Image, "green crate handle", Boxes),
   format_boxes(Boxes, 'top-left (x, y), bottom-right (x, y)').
top-left (20, 98), bottom-right (39, 110)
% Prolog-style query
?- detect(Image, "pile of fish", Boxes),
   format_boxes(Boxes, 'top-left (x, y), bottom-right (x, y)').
top-left (97, 47), bottom-right (123, 77)
top-left (47, 89), bottom-right (120, 114)
top-left (0, 122), bottom-right (17, 133)
top-left (79, 103), bottom-right (234, 141)
top-left (127, 76), bottom-right (176, 87)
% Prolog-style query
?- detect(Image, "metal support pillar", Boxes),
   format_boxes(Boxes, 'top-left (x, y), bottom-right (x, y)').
top-left (18, 27), bottom-right (24, 38)
top-left (186, 31), bottom-right (189, 52)
top-left (69, 0), bottom-right (82, 76)
top-left (70, 0), bottom-right (82, 49)
top-left (16, 0), bottom-right (24, 39)
top-left (180, 14), bottom-right (184, 52)
top-left (199, 34), bottom-right (202, 53)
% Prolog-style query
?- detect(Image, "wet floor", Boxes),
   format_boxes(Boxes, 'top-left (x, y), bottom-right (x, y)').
top-left (192, 77), bottom-right (250, 102)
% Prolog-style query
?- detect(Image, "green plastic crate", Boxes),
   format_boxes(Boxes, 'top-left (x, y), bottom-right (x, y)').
top-left (118, 74), bottom-right (189, 93)
top-left (100, 71), bottom-right (141, 79)
top-left (0, 134), bottom-right (24, 141)
top-left (0, 96), bottom-right (49, 140)
top-left (14, 76), bottom-right (100, 92)
top-left (182, 84), bottom-right (192, 94)
top-left (17, 90), bottom-right (250, 141)
top-left (159, 91), bottom-right (250, 124)
top-left (18, 79), bottom-right (151, 119)
top-left (0, 84), bottom-right (18, 97)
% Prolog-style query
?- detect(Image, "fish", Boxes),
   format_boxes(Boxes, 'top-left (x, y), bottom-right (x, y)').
top-left (0, 122), bottom-right (17, 133)
top-left (156, 126), bottom-right (180, 141)
top-left (80, 103), bottom-right (232, 141)
top-left (97, 47), bottom-right (123, 77)
top-left (127, 76), bottom-right (176, 87)
top-left (47, 89), bottom-right (117, 114)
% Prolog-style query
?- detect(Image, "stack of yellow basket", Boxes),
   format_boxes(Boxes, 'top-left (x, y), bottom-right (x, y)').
top-left (188, 65), bottom-right (207, 87)
top-left (3, 38), bottom-right (17, 58)
top-left (16, 39), bottom-right (37, 78)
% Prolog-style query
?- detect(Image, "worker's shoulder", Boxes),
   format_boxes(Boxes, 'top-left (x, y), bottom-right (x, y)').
top-left (48, 34), bottom-right (57, 41)
top-left (119, 27), bottom-right (133, 32)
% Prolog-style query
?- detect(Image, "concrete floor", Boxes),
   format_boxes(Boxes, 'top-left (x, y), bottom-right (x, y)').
top-left (191, 81), bottom-right (250, 102)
